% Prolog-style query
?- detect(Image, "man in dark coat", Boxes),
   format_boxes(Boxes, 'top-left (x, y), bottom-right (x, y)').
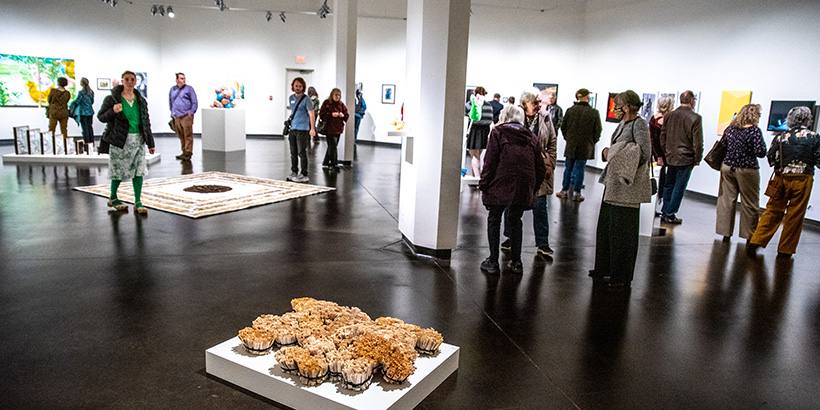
top-left (479, 106), bottom-right (545, 275)
top-left (558, 88), bottom-right (602, 202)
top-left (489, 93), bottom-right (504, 124)
top-left (659, 90), bottom-right (703, 224)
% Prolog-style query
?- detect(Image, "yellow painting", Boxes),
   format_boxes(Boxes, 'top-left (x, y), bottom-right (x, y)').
top-left (717, 90), bottom-right (752, 136)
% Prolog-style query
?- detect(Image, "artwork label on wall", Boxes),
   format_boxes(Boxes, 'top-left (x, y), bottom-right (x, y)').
top-left (605, 93), bottom-right (619, 123)
top-left (14, 126), bottom-right (30, 155)
top-left (41, 131), bottom-right (54, 155)
top-left (135, 72), bottom-right (148, 97)
top-left (382, 84), bottom-right (395, 104)
top-left (0, 54), bottom-right (75, 107)
top-left (640, 93), bottom-right (655, 123)
top-left (97, 78), bottom-right (111, 90)
top-left (716, 90), bottom-right (752, 136)
top-left (28, 129), bottom-right (42, 155)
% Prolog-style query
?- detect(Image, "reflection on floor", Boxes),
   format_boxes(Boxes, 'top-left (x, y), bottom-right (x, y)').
top-left (1, 137), bottom-right (819, 409)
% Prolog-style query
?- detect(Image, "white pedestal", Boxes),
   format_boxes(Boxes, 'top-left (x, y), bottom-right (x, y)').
top-left (205, 338), bottom-right (459, 410)
top-left (202, 108), bottom-right (246, 152)
top-left (2, 152), bottom-right (161, 165)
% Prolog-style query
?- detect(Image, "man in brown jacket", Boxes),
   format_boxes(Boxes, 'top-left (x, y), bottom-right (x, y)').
top-left (659, 90), bottom-right (703, 224)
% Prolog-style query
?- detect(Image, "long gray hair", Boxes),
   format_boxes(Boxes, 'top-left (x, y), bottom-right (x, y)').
top-left (498, 105), bottom-right (524, 125)
top-left (787, 106), bottom-right (813, 128)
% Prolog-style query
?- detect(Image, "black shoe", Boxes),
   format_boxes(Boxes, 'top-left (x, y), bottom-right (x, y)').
top-left (175, 153), bottom-right (186, 159)
top-left (661, 216), bottom-right (682, 224)
top-left (606, 281), bottom-right (630, 289)
top-left (508, 260), bottom-right (524, 274)
top-left (537, 245), bottom-right (554, 256)
top-left (722, 236), bottom-right (731, 243)
top-left (500, 239), bottom-right (511, 251)
top-left (777, 252), bottom-right (792, 259)
top-left (746, 242), bottom-right (760, 256)
top-left (480, 258), bottom-right (500, 275)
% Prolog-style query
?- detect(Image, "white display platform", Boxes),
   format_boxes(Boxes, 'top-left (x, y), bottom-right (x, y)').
top-left (205, 338), bottom-right (459, 410)
top-left (202, 108), bottom-right (246, 152)
top-left (2, 152), bottom-right (161, 165)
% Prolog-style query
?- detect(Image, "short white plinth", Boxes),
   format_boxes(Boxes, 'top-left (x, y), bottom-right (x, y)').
top-left (205, 338), bottom-right (459, 410)
top-left (2, 152), bottom-right (161, 165)
top-left (202, 108), bottom-right (246, 152)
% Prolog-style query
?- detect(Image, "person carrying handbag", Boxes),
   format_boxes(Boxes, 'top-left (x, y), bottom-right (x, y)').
top-left (285, 77), bottom-right (316, 183)
top-left (747, 106), bottom-right (820, 258)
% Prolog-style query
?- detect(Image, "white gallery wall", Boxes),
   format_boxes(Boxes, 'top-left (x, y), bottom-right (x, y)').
top-left (0, 0), bottom-right (334, 141)
top-left (582, 0), bottom-right (820, 218)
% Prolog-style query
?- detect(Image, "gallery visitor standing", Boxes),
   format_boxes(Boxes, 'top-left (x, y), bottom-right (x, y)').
top-left (308, 86), bottom-right (321, 144)
top-left (168, 73), bottom-right (198, 161)
top-left (70, 77), bottom-right (96, 153)
top-left (319, 88), bottom-right (349, 171)
top-left (747, 106), bottom-right (820, 258)
top-left (542, 91), bottom-right (563, 136)
top-left (590, 90), bottom-right (652, 288)
top-left (659, 90), bottom-right (703, 224)
top-left (286, 77), bottom-right (316, 183)
top-left (715, 104), bottom-right (767, 242)
top-left (479, 106), bottom-right (545, 275)
top-left (98, 71), bottom-right (155, 214)
top-left (466, 86), bottom-right (494, 178)
top-left (47, 77), bottom-right (71, 139)
top-left (490, 93), bottom-right (504, 124)
top-left (649, 95), bottom-right (674, 211)
top-left (558, 88), bottom-right (602, 202)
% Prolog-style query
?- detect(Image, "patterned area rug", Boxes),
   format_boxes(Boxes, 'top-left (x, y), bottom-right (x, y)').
top-left (74, 172), bottom-right (334, 218)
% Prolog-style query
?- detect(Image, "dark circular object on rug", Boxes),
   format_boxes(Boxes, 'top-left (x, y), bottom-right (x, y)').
top-left (183, 184), bottom-right (233, 193)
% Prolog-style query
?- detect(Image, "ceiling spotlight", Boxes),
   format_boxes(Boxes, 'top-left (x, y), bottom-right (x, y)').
top-left (167, 6), bottom-right (174, 18)
top-left (279, 12), bottom-right (286, 22)
top-left (266, 11), bottom-right (272, 21)
top-left (151, 5), bottom-right (157, 15)
top-left (317, 0), bottom-right (330, 18)
top-left (158, 5), bottom-right (165, 16)
top-left (111, 0), bottom-right (118, 7)
top-left (215, 0), bottom-right (228, 11)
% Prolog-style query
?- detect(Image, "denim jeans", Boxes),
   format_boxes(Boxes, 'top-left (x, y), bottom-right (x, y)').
top-left (289, 129), bottom-right (310, 176)
top-left (489, 205), bottom-right (524, 263)
top-left (502, 195), bottom-right (550, 248)
top-left (80, 115), bottom-right (94, 144)
top-left (561, 157), bottom-right (587, 192)
top-left (661, 164), bottom-right (694, 218)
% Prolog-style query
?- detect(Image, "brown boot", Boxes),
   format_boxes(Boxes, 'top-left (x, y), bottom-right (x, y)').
top-left (182, 152), bottom-right (192, 160)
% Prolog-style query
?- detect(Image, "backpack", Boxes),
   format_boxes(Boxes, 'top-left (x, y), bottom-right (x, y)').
top-left (469, 95), bottom-right (482, 122)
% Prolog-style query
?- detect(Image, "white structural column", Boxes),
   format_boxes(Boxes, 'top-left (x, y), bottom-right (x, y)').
top-left (399, 0), bottom-right (471, 258)
top-left (334, 0), bottom-right (357, 165)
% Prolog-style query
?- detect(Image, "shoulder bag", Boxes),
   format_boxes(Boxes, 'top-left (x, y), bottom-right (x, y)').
top-left (168, 87), bottom-right (183, 133)
top-left (283, 95), bottom-right (306, 136)
top-left (764, 134), bottom-right (784, 197)
top-left (704, 137), bottom-right (726, 171)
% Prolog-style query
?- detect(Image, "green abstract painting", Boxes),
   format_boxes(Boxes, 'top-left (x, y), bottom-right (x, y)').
top-left (0, 53), bottom-right (75, 107)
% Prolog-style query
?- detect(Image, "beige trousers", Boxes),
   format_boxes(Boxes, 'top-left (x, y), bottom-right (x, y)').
top-left (715, 164), bottom-right (760, 239)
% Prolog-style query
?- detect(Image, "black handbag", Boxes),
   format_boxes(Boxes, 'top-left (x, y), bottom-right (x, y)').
top-left (704, 139), bottom-right (726, 171)
top-left (283, 95), bottom-right (306, 136)
top-left (168, 117), bottom-right (176, 133)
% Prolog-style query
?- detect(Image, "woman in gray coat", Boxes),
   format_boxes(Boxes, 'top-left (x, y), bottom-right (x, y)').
top-left (590, 90), bottom-right (652, 288)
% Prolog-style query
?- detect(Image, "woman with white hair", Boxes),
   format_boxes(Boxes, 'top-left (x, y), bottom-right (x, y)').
top-left (479, 105), bottom-right (546, 275)
top-left (747, 106), bottom-right (820, 258)
top-left (649, 95), bottom-right (674, 209)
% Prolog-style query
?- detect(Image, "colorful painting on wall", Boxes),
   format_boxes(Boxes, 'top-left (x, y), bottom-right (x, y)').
top-left (717, 90), bottom-right (752, 136)
top-left (605, 93), bottom-right (619, 123)
top-left (533, 83), bottom-right (558, 113)
top-left (0, 54), bottom-right (75, 107)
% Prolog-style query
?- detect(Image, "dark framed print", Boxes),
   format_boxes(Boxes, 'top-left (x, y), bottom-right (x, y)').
top-left (14, 126), bottom-right (29, 155)
top-left (382, 84), bottom-right (396, 104)
top-left (27, 128), bottom-right (42, 155)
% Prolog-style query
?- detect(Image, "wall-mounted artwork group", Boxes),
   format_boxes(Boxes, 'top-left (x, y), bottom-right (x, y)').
top-left (0, 53), bottom-right (76, 107)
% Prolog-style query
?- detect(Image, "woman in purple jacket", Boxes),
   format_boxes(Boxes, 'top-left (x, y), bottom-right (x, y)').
top-left (479, 105), bottom-right (545, 275)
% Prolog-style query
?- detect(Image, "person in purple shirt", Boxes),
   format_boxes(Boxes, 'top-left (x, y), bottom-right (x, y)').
top-left (169, 73), bottom-right (198, 160)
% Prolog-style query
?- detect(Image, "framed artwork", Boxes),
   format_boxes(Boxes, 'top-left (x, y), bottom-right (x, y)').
top-left (533, 83), bottom-right (559, 111)
top-left (381, 84), bottom-right (395, 104)
top-left (589, 92), bottom-right (597, 109)
top-left (97, 78), bottom-right (111, 90)
top-left (14, 126), bottom-right (30, 155)
top-left (65, 137), bottom-right (76, 155)
top-left (54, 132), bottom-right (65, 155)
top-left (692, 91), bottom-right (702, 113)
top-left (767, 100), bottom-right (815, 132)
top-left (28, 129), bottom-right (42, 155)
top-left (135, 72), bottom-right (148, 97)
top-left (605, 93), bottom-right (619, 123)
top-left (717, 91), bottom-right (752, 136)
top-left (41, 131), bottom-right (54, 155)
top-left (465, 86), bottom-right (476, 105)
top-left (76, 140), bottom-right (86, 155)
top-left (0, 54), bottom-right (75, 107)
top-left (640, 93), bottom-right (655, 123)
top-left (814, 106), bottom-right (820, 132)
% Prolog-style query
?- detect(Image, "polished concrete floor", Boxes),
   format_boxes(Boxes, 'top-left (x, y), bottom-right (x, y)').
top-left (2, 136), bottom-right (820, 410)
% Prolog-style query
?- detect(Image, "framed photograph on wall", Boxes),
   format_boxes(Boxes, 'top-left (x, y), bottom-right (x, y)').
top-left (382, 84), bottom-right (396, 104)
top-left (588, 92), bottom-right (597, 109)
top-left (605, 93), bottom-right (619, 123)
top-left (97, 78), bottom-right (111, 90)
top-left (14, 126), bottom-right (30, 155)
